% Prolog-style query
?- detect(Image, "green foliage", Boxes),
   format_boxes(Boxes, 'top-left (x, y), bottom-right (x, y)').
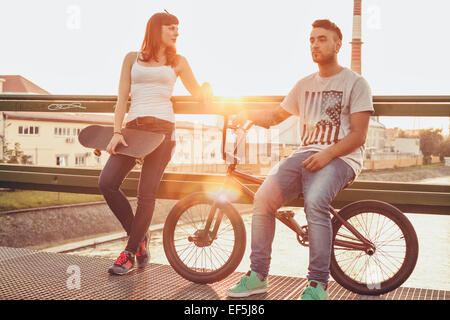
top-left (397, 128), bottom-right (419, 138)
top-left (439, 136), bottom-right (450, 159)
top-left (0, 142), bottom-right (33, 164)
top-left (0, 190), bottom-right (105, 212)
top-left (419, 129), bottom-right (444, 164)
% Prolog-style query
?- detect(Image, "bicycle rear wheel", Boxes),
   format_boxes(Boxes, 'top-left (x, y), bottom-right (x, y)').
top-left (163, 192), bottom-right (246, 284)
top-left (330, 200), bottom-right (419, 295)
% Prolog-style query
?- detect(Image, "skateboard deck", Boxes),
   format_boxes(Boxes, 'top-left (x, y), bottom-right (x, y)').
top-left (78, 125), bottom-right (165, 159)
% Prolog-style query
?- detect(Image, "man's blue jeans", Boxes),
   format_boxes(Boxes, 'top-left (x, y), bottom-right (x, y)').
top-left (250, 150), bottom-right (355, 285)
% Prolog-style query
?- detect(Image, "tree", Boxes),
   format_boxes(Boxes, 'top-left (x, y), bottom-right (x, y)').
top-left (397, 128), bottom-right (419, 138)
top-left (439, 136), bottom-right (450, 160)
top-left (419, 129), bottom-right (443, 164)
top-left (0, 142), bottom-right (33, 164)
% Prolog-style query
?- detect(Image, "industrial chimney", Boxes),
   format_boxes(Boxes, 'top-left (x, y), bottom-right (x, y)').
top-left (350, 0), bottom-right (363, 74)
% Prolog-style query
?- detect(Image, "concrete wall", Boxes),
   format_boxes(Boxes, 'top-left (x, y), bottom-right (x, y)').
top-left (0, 199), bottom-right (176, 249)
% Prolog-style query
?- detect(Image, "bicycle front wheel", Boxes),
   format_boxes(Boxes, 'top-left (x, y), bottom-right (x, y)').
top-left (163, 192), bottom-right (246, 284)
top-left (330, 200), bottom-right (419, 295)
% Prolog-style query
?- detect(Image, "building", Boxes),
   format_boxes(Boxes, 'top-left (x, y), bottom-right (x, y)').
top-left (365, 117), bottom-right (386, 155)
top-left (0, 110), bottom-right (231, 168)
top-left (168, 121), bottom-right (223, 165)
top-left (393, 138), bottom-right (421, 156)
top-left (1, 111), bottom-right (114, 167)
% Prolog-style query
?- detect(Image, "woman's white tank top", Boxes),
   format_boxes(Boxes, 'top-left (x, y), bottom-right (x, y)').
top-left (126, 51), bottom-right (177, 123)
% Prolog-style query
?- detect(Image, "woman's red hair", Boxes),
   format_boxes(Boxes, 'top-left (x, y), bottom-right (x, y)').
top-left (139, 12), bottom-right (179, 67)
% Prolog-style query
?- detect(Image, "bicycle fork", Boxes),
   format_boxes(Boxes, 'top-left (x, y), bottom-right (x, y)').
top-left (191, 174), bottom-right (251, 244)
top-left (186, 201), bottom-right (222, 247)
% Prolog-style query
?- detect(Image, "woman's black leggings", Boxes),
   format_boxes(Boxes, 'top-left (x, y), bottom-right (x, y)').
top-left (98, 118), bottom-right (175, 254)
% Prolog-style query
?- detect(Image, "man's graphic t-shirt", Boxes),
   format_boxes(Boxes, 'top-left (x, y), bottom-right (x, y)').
top-left (280, 68), bottom-right (374, 176)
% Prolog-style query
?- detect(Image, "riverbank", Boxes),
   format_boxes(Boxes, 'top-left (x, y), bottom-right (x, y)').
top-left (358, 164), bottom-right (450, 182)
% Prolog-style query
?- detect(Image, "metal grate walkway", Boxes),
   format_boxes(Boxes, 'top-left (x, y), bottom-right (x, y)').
top-left (0, 246), bottom-right (447, 300)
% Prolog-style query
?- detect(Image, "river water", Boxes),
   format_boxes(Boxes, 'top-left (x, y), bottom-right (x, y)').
top-left (68, 176), bottom-right (450, 292)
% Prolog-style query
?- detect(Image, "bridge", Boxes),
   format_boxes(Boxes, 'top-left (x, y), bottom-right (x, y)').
top-left (0, 94), bottom-right (449, 300)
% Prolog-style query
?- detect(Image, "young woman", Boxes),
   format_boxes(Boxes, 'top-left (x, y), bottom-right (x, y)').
top-left (99, 12), bottom-right (212, 275)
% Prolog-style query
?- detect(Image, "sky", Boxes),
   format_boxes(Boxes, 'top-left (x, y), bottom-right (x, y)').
top-left (1, 0), bottom-right (449, 133)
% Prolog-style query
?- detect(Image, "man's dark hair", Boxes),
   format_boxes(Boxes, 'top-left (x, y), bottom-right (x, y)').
top-left (312, 19), bottom-right (343, 41)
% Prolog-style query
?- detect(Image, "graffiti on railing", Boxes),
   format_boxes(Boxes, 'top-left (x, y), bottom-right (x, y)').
top-left (48, 103), bottom-right (87, 111)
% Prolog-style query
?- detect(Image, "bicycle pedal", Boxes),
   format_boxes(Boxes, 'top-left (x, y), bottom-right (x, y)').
top-left (276, 210), bottom-right (295, 218)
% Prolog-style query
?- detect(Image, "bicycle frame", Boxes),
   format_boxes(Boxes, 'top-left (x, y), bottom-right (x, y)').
top-left (219, 167), bottom-right (375, 252)
top-left (202, 117), bottom-right (375, 253)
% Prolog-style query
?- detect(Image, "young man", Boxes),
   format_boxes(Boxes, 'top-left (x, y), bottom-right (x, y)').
top-left (226, 19), bottom-right (374, 300)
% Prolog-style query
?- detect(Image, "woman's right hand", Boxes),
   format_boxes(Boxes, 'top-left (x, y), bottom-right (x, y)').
top-left (200, 82), bottom-right (213, 104)
top-left (106, 133), bottom-right (128, 155)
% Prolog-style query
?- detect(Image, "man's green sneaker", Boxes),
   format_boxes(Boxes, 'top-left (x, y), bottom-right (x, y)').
top-left (226, 271), bottom-right (268, 298)
top-left (300, 280), bottom-right (329, 300)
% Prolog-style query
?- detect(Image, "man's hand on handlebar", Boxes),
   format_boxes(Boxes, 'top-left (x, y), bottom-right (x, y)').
top-left (231, 109), bottom-right (271, 130)
top-left (230, 110), bottom-right (249, 129)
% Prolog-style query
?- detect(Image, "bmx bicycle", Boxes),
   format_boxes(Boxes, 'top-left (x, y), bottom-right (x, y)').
top-left (163, 118), bottom-right (419, 295)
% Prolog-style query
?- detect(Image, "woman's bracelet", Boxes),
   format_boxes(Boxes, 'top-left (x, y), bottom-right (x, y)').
top-left (113, 131), bottom-right (122, 136)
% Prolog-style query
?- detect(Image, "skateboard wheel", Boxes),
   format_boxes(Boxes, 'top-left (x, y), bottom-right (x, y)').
top-left (94, 149), bottom-right (101, 157)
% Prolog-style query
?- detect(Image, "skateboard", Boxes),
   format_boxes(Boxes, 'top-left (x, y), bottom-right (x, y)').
top-left (78, 125), bottom-right (165, 162)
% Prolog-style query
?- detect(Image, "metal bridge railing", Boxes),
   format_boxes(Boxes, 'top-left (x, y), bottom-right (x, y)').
top-left (0, 94), bottom-right (449, 215)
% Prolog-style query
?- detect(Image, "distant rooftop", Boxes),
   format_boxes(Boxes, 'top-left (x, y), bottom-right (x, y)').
top-left (0, 75), bottom-right (50, 95)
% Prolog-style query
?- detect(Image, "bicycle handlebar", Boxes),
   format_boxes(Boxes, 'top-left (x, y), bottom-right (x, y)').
top-left (221, 116), bottom-right (255, 163)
